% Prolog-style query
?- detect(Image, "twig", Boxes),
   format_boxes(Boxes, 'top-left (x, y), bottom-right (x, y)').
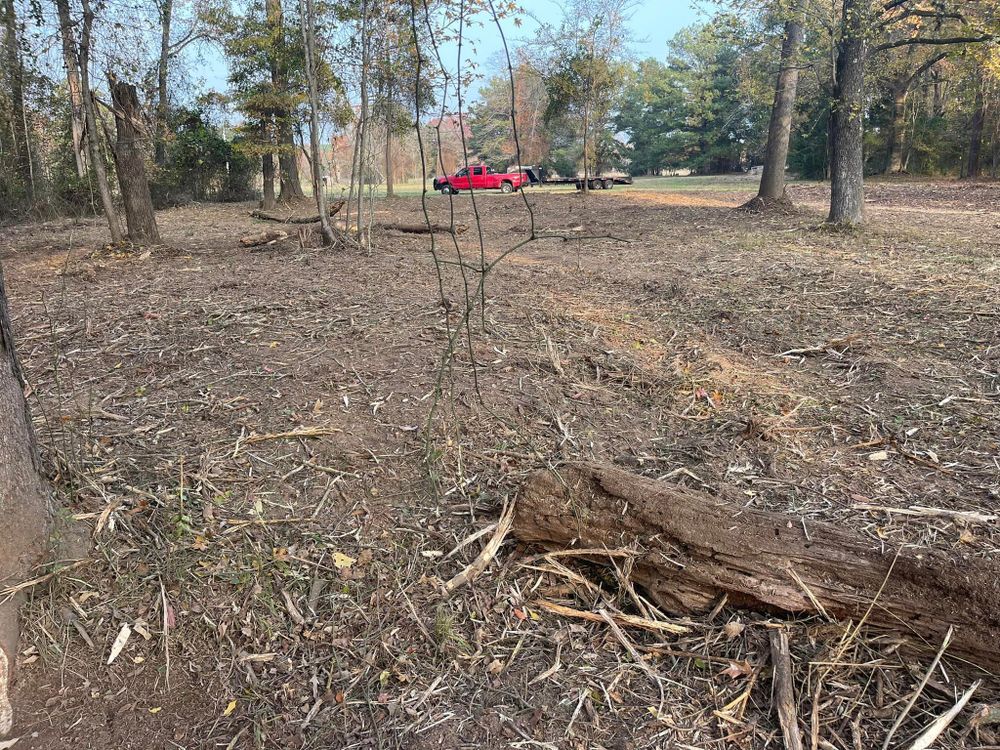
top-left (442, 500), bottom-right (515, 596)
top-left (770, 628), bottom-right (804, 750)
top-left (906, 680), bottom-right (982, 750)
top-left (881, 625), bottom-right (954, 750)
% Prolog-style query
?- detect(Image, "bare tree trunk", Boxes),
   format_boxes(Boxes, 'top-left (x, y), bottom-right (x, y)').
top-left (827, 0), bottom-right (867, 227)
top-left (298, 0), bottom-right (333, 244)
top-left (109, 80), bottom-right (160, 243)
top-left (80, 0), bottom-right (122, 243)
top-left (264, 0), bottom-right (304, 201)
top-left (54, 0), bottom-right (87, 177)
top-left (0, 265), bottom-right (50, 737)
top-left (884, 53), bottom-right (946, 174)
top-left (262, 152), bottom-right (276, 209)
top-left (885, 85), bottom-right (908, 173)
top-left (154, 0), bottom-right (172, 166)
top-left (966, 79), bottom-right (986, 179)
top-left (1, 0), bottom-right (33, 201)
top-left (746, 18), bottom-right (804, 208)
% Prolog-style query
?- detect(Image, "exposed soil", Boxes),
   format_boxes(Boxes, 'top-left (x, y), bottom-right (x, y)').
top-left (1, 178), bottom-right (998, 749)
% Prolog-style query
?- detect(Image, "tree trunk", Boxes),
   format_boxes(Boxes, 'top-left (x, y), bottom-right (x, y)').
top-left (884, 53), bottom-right (946, 175)
top-left (752, 19), bottom-right (804, 205)
top-left (154, 0), bottom-right (172, 166)
top-left (79, 0), bottom-right (122, 243)
top-left (514, 463), bottom-right (1000, 670)
top-left (109, 80), bottom-right (160, 243)
top-left (966, 80), bottom-right (985, 179)
top-left (1, 0), bottom-right (33, 201)
top-left (262, 152), bottom-right (276, 209)
top-left (0, 265), bottom-right (50, 737)
top-left (298, 0), bottom-right (334, 244)
top-left (264, 0), bottom-right (303, 201)
top-left (885, 85), bottom-right (908, 173)
top-left (827, 0), bottom-right (867, 227)
top-left (54, 0), bottom-right (87, 178)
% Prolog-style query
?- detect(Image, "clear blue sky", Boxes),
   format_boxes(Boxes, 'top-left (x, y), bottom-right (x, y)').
top-left (469, 0), bottom-right (711, 67)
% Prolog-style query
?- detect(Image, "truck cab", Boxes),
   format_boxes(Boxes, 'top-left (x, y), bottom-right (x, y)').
top-left (433, 165), bottom-right (528, 194)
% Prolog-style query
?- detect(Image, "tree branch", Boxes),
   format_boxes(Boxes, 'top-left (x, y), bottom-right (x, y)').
top-left (875, 34), bottom-right (992, 52)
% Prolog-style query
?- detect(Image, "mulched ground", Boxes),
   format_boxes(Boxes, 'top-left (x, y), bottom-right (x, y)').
top-left (1, 178), bottom-right (998, 749)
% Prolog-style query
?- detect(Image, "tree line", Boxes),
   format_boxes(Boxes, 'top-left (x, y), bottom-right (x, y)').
top-left (0, 0), bottom-right (997, 236)
top-left (469, 0), bottom-right (997, 221)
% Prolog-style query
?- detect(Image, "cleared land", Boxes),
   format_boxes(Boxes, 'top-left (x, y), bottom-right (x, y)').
top-left (2, 177), bottom-right (998, 749)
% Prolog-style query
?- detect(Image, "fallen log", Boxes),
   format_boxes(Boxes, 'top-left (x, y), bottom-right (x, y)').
top-left (250, 199), bottom-right (345, 224)
top-left (515, 463), bottom-right (1000, 670)
top-left (377, 222), bottom-right (468, 235)
top-left (239, 229), bottom-right (289, 247)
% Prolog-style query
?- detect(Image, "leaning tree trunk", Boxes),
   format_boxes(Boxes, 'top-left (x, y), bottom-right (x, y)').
top-left (0, 266), bottom-right (50, 737)
top-left (109, 80), bottom-right (160, 243)
top-left (746, 18), bottom-right (804, 209)
top-left (79, 0), bottom-right (122, 243)
top-left (298, 0), bottom-right (334, 244)
top-left (515, 463), bottom-right (1000, 670)
top-left (827, 0), bottom-right (867, 227)
top-left (966, 81), bottom-right (985, 179)
top-left (54, 0), bottom-right (87, 178)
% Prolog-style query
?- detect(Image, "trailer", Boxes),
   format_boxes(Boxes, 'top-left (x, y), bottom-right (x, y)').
top-left (522, 166), bottom-right (633, 191)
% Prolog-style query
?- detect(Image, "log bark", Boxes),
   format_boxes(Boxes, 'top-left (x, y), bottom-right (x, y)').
top-left (515, 463), bottom-right (1000, 670)
top-left (0, 265), bottom-right (50, 736)
top-left (250, 199), bottom-right (345, 224)
top-left (239, 229), bottom-right (288, 247)
top-left (110, 80), bottom-right (161, 244)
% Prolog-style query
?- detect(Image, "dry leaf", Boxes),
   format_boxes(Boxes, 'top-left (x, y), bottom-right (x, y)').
top-left (223, 700), bottom-right (237, 716)
top-left (333, 552), bottom-right (355, 570)
top-left (720, 660), bottom-right (752, 680)
top-left (107, 623), bottom-right (132, 665)
top-left (723, 620), bottom-right (745, 639)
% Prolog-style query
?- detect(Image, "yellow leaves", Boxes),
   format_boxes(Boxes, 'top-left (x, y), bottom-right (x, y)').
top-left (223, 700), bottom-right (238, 717)
top-left (333, 552), bottom-right (355, 570)
top-left (148, 706), bottom-right (162, 714)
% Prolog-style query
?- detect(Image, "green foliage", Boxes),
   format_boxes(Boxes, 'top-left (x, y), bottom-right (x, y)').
top-left (153, 108), bottom-right (255, 205)
top-left (616, 19), bottom-right (770, 176)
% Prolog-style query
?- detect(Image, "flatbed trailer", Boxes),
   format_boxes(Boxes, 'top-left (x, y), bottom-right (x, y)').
top-left (523, 166), bottom-right (632, 190)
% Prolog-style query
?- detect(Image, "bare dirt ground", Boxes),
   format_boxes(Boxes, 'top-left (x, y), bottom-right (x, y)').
top-left (1, 178), bottom-right (998, 749)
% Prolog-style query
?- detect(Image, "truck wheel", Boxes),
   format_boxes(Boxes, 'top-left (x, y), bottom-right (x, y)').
top-left (440, 186), bottom-right (453, 195)
top-left (500, 181), bottom-right (514, 194)
top-left (603, 179), bottom-right (614, 190)
top-left (590, 179), bottom-right (601, 190)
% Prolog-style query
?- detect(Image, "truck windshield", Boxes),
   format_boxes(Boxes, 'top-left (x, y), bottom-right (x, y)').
top-left (455, 168), bottom-right (468, 177)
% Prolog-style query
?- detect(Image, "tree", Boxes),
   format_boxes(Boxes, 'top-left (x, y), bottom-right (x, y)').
top-left (53, 0), bottom-right (87, 177)
top-left (540, 0), bottom-right (633, 191)
top-left (0, 265), bottom-right (50, 738)
top-left (1, 0), bottom-right (34, 201)
top-left (298, 0), bottom-right (333, 243)
top-left (827, 0), bottom-right (996, 225)
top-left (879, 50), bottom-right (948, 173)
top-left (110, 79), bottom-right (161, 243)
top-left (745, 15), bottom-right (805, 208)
top-left (79, 0), bottom-right (123, 242)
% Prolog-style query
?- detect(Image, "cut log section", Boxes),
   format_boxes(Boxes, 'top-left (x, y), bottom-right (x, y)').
top-left (250, 199), bottom-right (345, 224)
top-left (239, 229), bottom-right (289, 247)
top-left (515, 462), bottom-right (1000, 670)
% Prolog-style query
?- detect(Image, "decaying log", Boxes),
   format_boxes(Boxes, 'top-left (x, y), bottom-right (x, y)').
top-left (239, 229), bottom-right (289, 247)
top-left (377, 222), bottom-right (468, 235)
top-left (250, 199), bottom-right (345, 224)
top-left (515, 463), bottom-right (1000, 670)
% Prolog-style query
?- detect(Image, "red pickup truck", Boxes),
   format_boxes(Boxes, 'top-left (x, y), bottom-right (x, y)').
top-left (433, 165), bottom-right (529, 195)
